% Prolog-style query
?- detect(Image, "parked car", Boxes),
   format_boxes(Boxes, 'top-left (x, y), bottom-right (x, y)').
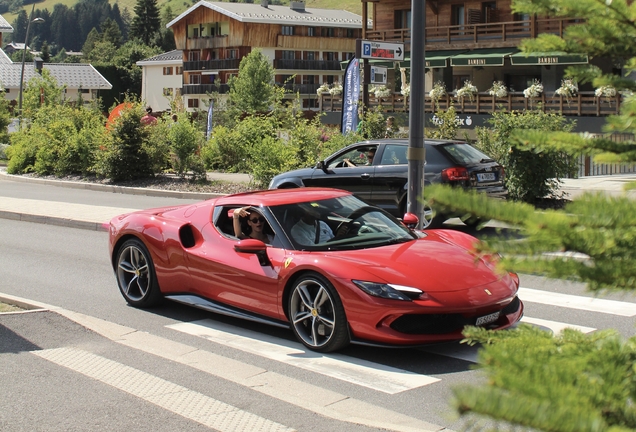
top-left (109, 188), bottom-right (523, 353)
top-left (269, 139), bottom-right (507, 228)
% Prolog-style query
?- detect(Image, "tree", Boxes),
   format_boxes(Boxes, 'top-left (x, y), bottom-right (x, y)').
top-left (40, 41), bottom-right (51, 63)
top-left (421, 0), bottom-right (636, 430)
top-left (21, 69), bottom-right (66, 119)
top-left (129, 0), bottom-right (161, 46)
top-left (229, 48), bottom-right (276, 114)
top-left (82, 28), bottom-right (102, 57)
top-left (101, 17), bottom-right (123, 47)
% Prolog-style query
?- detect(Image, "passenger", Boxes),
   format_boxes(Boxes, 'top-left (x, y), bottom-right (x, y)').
top-left (233, 207), bottom-right (274, 243)
top-left (290, 206), bottom-right (334, 245)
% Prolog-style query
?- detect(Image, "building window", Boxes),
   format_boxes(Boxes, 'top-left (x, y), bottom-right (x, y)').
top-left (79, 88), bottom-right (90, 94)
top-left (163, 67), bottom-right (173, 75)
top-left (176, 67), bottom-right (183, 75)
top-left (324, 52), bottom-right (337, 61)
top-left (302, 75), bottom-right (316, 85)
top-left (394, 10), bottom-right (412, 29)
top-left (163, 88), bottom-right (173, 96)
top-left (189, 74), bottom-right (201, 85)
top-left (282, 50), bottom-right (295, 60)
top-left (482, 2), bottom-right (497, 23)
top-left (303, 98), bottom-right (318, 109)
top-left (228, 49), bottom-right (238, 59)
top-left (323, 27), bottom-right (335, 37)
top-left (307, 27), bottom-right (316, 36)
top-left (452, 4), bottom-right (465, 26)
top-left (189, 51), bottom-right (200, 61)
top-left (188, 98), bottom-right (199, 108)
top-left (193, 28), bottom-right (199, 38)
top-left (305, 51), bottom-right (315, 60)
top-left (343, 52), bottom-right (354, 60)
top-left (282, 25), bottom-right (294, 36)
top-left (346, 28), bottom-right (355, 38)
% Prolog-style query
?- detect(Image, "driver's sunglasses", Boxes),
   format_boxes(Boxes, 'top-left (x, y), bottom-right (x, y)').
top-left (249, 216), bottom-right (265, 224)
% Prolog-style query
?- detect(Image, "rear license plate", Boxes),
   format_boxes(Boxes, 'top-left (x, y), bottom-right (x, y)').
top-left (477, 173), bottom-right (496, 182)
top-left (476, 311), bottom-right (500, 326)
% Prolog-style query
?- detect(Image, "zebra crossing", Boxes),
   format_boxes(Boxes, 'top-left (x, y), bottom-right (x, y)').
top-left (24, 285), bottom-right (636, 432)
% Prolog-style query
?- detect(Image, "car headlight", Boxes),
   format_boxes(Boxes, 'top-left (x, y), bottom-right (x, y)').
top-left (352, 280), bottom-right (425, 301)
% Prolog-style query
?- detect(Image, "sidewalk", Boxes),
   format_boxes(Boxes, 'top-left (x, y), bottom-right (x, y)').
top-left (1, 168), bottom-right (635, 232)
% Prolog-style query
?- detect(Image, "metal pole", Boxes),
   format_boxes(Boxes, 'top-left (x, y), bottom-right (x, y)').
top-left (407, 0), bottom-right (426, 227)
top-left (18, 4), bottom-right (36, 125)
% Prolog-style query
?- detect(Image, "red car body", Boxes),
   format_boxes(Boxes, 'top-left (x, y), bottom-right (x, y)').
top-left (108, 188), bottom-right (523, 352)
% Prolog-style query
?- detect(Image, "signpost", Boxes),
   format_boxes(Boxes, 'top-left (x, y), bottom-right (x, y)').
top-left (356, 40), bottom-right (405, 61)
top-left (370, 66), bottom-right (387, 84)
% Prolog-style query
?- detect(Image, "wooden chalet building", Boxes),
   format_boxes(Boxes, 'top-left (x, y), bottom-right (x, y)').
top-left (320, 0), bottom-right (623, 133)
top-left (167, 0), bottom-right (364, 111)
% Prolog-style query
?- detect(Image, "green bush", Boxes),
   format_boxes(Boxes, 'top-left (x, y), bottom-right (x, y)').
top-left (7, 105), bottom-right (104, 176)
top-left (95, 104), bottom-right (159, 181)
top-left (248, 135), bottom-right (298, 187)
top-left (357, 106), bottom-right (387, 139)
top-left (167, 115), bottom-right (206, 179)
top-left (474, 109), bottom-right (579, 203)
top-left (426, 106), bottom-right (460, 140)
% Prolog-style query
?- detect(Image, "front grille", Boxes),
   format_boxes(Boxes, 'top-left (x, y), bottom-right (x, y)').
top-left (389, 296), bottom-right (521, 335)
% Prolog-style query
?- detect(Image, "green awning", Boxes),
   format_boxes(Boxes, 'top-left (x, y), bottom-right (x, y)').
top-left (510, 52), bottom-right (588, 66)
top-left (424, 50), bottom-right (467, 68)
top-left (450, 48), bottom-right (517, 67)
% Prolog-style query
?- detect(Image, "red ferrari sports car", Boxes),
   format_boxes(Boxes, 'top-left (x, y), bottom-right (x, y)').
top-left (108, 188), bottom-right (523, 352)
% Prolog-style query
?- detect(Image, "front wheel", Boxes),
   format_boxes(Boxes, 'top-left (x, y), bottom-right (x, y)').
top-left (288, 273), bottom-right (350, 352)
top-left (115, 238), bottom-right (162, 307)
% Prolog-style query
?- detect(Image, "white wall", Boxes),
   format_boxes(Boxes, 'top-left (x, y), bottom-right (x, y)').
top-left (140, 62), bottom-right (183, 112)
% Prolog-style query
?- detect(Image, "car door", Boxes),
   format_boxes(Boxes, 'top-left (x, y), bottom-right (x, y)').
top-left (303, 144), bottom-right (375, 202)
top-left (371, 143), bottom-right (448, 216)
top-left (183, 205), bottom-right (285, 320)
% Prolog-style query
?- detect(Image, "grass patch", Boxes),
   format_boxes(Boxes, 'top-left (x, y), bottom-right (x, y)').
top-left (0, 302), bottom-right (24, 313)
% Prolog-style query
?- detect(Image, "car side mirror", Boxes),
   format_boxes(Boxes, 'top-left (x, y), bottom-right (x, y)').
top-left (234, 239), bottom-right (271, 266)
top-left (402, 212), bottom-right (419, 230)
top-left (316, 160), bottom-right (327, 172)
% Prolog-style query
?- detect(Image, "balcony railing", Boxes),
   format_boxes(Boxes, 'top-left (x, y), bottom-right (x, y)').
top-left (186, 35), bottom-right (230, 50)
top-left (280, 83), bottom-right (322, 94)
top-left (182, 84), bottom-right (230, 95)
top-left (319, 91), bottom-right (622, 116)
top-left (366, 17), bottom-right (581, 49)
top-left (273, 59), bottom-right (343, 71)
top-left (183, 59), bottom-right (241, 71)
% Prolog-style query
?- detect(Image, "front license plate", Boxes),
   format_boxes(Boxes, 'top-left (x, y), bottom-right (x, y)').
top-left (476, 311), bottom-right (500, 326)
top-left (477, 173), bottom-right (496, 182)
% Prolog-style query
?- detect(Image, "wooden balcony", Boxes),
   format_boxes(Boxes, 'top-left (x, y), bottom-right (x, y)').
top-left (185, 35), bottom-right (230, 50)
top-left (273, 59), bottom-right (343, 71)
top-left (319, 91), bottom-right (622, 117)
top-left (366, 17), bottom-right (581, 50)
top-left (182, 84), bottom-right (230, 95)
top-left (281, 83), bottom-right (322, 94)
top-left (183, 59), bottom-right (241, 72)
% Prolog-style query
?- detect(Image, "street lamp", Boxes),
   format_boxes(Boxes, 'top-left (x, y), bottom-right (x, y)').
top-left (18, 4), bottom-right (44, 122)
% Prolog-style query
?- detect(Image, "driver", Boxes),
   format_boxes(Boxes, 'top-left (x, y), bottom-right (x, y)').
top-left (290, 205), bottom-right (334, 245)
top-left (344, 147), bottom-right (376, 167)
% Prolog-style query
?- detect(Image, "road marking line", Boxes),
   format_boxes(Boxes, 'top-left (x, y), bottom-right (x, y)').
top-left (33, 347), bottom-right (294, 432)
top-left (168, 320), bottom-right (440, 394)
top-left (519, 287), bottom-right (636, 316)
top-left (520, 316), bottom-right (596, 334)
top-left (53, 308), bottom-right (446, 432)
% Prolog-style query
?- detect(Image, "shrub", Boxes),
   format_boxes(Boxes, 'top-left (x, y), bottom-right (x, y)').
top-left (474, 110), bottom-right (579, 203)
top-left (167, 114), bottom-right (206, 179)
top-left (357, 106), bottom-right (386, 139)
top-left (94, 104), bottom-right (158, 181)
top-left (427, 106), bottom-right (460, 140)
top-left (248, 135), bottom-right (298, 187)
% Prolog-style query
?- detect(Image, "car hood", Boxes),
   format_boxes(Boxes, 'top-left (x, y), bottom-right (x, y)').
top-left (324, 234), bottom-right (504, 294)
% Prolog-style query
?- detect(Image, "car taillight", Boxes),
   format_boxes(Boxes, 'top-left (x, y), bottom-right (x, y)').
top-left (441, 166), bottom-right (470, 181)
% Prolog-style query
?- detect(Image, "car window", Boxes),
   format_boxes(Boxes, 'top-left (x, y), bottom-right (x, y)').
top-left (328, 147), bottom-right (376, 168)
top-left (440, 143), bottom-right (495, 165)
top-left (214, 205), bottom-right (282, 248)
top-left (379, 144), bottom-right (408, 165)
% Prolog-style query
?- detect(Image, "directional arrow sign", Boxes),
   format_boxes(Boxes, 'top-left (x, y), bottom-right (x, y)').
top-left (357, 40), bottom-right (405, 61)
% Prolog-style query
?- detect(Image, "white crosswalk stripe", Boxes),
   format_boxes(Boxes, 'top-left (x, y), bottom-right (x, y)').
top-left (519, 287), bottom-right (636, 316)
top-left (33, 347), bottom-right (295, 432)
top-left (168, 320), bottom-right (440, 394)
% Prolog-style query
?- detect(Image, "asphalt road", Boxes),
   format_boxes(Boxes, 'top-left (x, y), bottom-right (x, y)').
top-left (2, 179), bottom-right (636, 431)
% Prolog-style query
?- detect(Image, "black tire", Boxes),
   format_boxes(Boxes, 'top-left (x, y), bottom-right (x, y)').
top-left (288, 272), bottom-right (350, 352)
top-left (115, 238), bottom-right (162, 307)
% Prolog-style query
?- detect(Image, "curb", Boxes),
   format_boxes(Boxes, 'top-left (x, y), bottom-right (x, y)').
top-left (0, 169), bottom-right (228, 200)
top-left (0, 210), bottom-right (110, 232)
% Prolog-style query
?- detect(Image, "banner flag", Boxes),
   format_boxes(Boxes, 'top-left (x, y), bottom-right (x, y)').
top-left (206, 100), bottom-right (214, 140)
top-left (341, 57), bottom-right (361, 134)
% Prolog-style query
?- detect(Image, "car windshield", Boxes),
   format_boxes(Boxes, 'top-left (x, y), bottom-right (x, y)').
top-left (441, 143), bottom-right (495, 165)
top-left (269, 195), bottom-right (417, 251)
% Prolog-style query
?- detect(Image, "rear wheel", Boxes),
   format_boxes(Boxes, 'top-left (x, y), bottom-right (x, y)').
top-left (288, 273), bottom-right (350, 352)
top-left (115, 238), bottom-right (162, 307)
